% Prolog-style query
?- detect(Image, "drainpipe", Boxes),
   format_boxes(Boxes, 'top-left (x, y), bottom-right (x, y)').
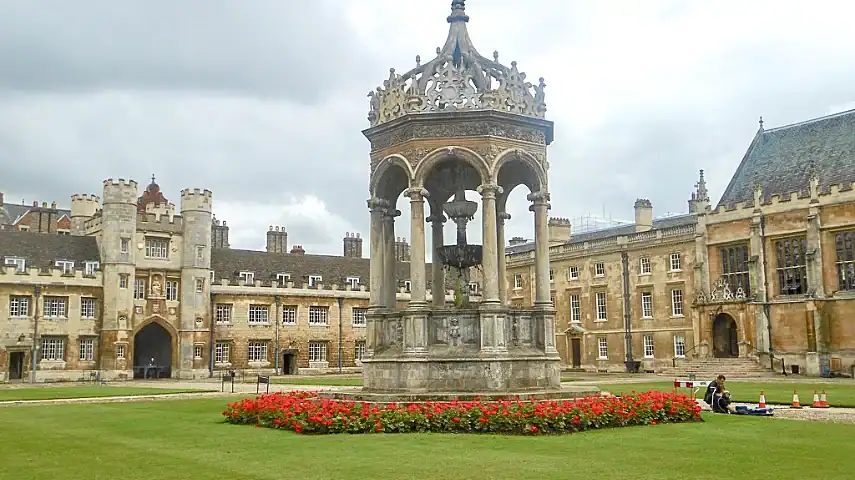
top-left (208, 292), bottom-right (215, 377)
top-left (274, 295), bottom-right (281, 375)
top-left (337, 296), bottom-right (344, 374)
top-left (621, 252), bottom-right (635, 372)
top-left (30, 285), bottom-right (42, 383)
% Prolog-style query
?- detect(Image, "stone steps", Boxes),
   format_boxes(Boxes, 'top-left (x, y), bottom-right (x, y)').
top-left (659, 357), bottom-right (780, 379)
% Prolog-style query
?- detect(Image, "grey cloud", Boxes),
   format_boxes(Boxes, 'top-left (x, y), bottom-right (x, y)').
top-left (0, 0), bottom-right (376, 103)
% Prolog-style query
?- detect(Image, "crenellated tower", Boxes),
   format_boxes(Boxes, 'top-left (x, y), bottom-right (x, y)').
top-left (99, 178), bottom-right (139, 374)
top-left (70, 194), bottom-right (101, 236)
top-left (178, 188), bottom-right (213, 377)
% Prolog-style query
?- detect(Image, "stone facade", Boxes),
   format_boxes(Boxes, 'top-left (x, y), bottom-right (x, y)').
top-left (0, 194), bottom-right (71, 234)
top-left (0, 177), bottom-right (465, 382)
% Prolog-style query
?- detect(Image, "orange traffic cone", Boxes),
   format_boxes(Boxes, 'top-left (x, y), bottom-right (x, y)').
top-left (791, 390), bottom-right (802, 409)
top-left (758, 391), bottom-right (767, 408)
top-left (819, 391), bottom-right (830, 408)
top-left (811, 391), bottom-right (822, 408)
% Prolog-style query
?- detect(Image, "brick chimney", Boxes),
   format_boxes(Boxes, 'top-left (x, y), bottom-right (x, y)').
top-left (211, 216), bottom-right (230, 249)
top-left (0, 192), bottom-right (4, 207)
top-left (290, 244), bottom-right (305, 255)
top-left (266, 225), bottom-right (288, 253)
top-left (343, 231), bottom-right (363, 258)
top-left (634, 199), bottom-right (653, 232)
top-left (548, 217), bottom-right (571, 245)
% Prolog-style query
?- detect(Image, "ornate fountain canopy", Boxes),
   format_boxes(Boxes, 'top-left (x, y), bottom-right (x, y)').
top-left (366, 0), bottom-right (547, 127)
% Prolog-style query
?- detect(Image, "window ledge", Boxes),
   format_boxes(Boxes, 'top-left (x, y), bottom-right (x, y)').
top-left (641, 316), bottom-right (653, 320)
top-left (248, 323), bottom-right (271, 327)
top-left (595, 319), bottom-right (608, 323)
top-left (215, 362), bottom-right (232, 368)
top-left (309, 324), bottom-right (329, 328)
top-left (670, 314), bottom-right (685, 319)
top-left (669, 269), bottom-right (683, 273)
top-left (282, 322), bottom-right (297, 327)
top-left (352, 324), bottom-right (366, 328)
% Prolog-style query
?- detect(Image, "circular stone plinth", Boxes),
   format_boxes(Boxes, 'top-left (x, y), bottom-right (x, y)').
top-left (316, 385), bottom-right (600, 403)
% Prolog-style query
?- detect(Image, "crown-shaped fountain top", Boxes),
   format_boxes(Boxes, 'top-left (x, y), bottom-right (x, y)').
top-left (366, 0), bottom-right (547, 127)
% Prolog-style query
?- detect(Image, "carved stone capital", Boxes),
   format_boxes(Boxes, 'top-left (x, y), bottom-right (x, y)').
top-left (367, 197), bottom-right (389, 213)
top-left (498, 212), bottom-right (512, 223)
top-left (383, 209), bottom-right (402, 220)
top-left (527, 190), bottom-right (551, 205)
top-left (425, 214), bottom-right (447, 224)
top-left (476, 183), bottom-right (503, 199)
top-left (404, 187), bottom-right (429, 202)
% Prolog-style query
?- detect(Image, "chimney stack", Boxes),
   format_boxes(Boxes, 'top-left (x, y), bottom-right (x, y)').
top-left (394, 236), bottom-right (411, 262)
top-left (290, 244), bottom-right (305, 255)
top-left (547, 217), bottom-right (572, 245)
top-left (0, 192), bottom-right (4, 207)
top-left (266, 225), bottom-right (288, 253)
top-left (211, 216), bottom-right (230, 249)
top-left (343, 231), bottom-right (364, 258)
top-left (634, 199), bottom-right (653, 232)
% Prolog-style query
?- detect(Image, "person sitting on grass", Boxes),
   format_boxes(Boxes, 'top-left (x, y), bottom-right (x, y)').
top-left (703, 374), bottom-right (726, 407)
top-left (712, 390), bottom-right (735, 414)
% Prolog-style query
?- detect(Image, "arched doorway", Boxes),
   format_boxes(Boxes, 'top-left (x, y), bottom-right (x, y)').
top-left (712, 313), bottom-right (739, 358)
top-left (133, 321), bottom-right (173, 379)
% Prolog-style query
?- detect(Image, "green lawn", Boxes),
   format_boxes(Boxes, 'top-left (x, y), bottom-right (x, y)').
top-left (0, 397), bottom-right (852, 479)
top-left (599, 381), bottom-right (855, 407)
top-left (0, 386), bottom-right (210, 402)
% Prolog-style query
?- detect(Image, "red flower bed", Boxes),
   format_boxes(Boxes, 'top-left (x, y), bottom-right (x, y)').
top-left (222, 390), bottom-right (702, 435)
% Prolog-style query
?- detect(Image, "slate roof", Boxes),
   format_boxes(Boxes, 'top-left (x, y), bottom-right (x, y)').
top-left (718, 109), bottom-right (855, 208)
top-left (211, 248), bottom-right (449, 289)
top-left (505, 214), bottom-right (697, 255)
top-left (0, 202), bottom-right (71, 228)
top-left (0, 231), bottom-right (100, 267)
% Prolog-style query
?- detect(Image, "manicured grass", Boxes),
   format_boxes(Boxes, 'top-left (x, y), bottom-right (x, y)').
top-left (598, 381), bottom-right (855, 407)
top-left (0, 397), bottom-right (853, 479)
top-left (0, 386), bottom-right (210, 402)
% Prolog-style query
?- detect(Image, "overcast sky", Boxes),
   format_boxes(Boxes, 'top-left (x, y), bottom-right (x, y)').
top-left (2, 0), bottom-right (855, 256)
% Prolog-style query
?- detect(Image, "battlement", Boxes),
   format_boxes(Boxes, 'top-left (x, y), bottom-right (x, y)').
top-left (0, 265), bottom-right (104, 285)
top-left (180, 188), bottom-right (213, 212)
top-left (137, 211), bottom-right (183, 228)
top-left (548, 217), bottom-right (570, 226)
top-left (71, 194), bottom-right (101, 202)
top-left (708, 180), bottom-right (855, 222)
top-left (211, 277), bottom-right (460, 301)
top-left (345, 231), bottom-right (362, 239)
top-left (634, 198), bottom-right (653, 208)
top-left (103, 178), bottom-right (138, 189)
top-left (83, 214), bottom-right (103, 232)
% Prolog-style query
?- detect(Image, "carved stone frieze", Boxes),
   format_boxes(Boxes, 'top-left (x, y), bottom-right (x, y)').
top-left (370, 122), bottom-right (546, 151)
top-left (698, 277), bottom-right (748, 304)
top-left (399, 147), bottom-right (431, 167)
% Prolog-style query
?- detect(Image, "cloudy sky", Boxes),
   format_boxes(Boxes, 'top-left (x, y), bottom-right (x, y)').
top-left (2, 0), bottom-right (854, 256)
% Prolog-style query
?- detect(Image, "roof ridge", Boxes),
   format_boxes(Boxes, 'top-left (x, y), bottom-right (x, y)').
top-left (764, 107), bottom-right (855, 133)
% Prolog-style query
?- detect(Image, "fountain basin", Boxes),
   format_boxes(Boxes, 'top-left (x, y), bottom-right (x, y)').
top-left (436, 244), bottom-right (483, 269)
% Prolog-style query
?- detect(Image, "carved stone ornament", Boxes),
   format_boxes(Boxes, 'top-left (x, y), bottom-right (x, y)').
top-left (511, 316), bottom-right (520, 346)
top-left (365, 2), bottom-right (547, 128)
top-left (448, 317), bottom-right (461, 346)
top-left (396, 318), bottom-right (404, 344)
top-left (370, 122), bottom-right (546, 151)
top-left (707, 278), bottom-right (747, 303)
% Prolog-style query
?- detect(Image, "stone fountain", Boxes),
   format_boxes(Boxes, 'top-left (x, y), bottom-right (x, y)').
top-left (437, 188), bottom-right (482, 308)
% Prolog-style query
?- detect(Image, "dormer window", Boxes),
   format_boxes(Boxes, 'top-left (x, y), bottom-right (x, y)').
top-left (276, 273), bottom-right (291, 284)
top-left (85, 261), bottom-right (100, 275)
top-left (239, 271), bottom-right (254, 285)
top-left (308, 275), bottom-right (323, 287)
top-left (55, 260), bottom-right (75, 275)
top-left (346, 276), bottom-right (360, 289)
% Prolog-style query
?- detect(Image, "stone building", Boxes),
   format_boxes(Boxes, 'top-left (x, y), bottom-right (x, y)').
top-left (506, 194), bottom-right (699, 373)
top-left (0, 176), bottom-right (457, 382)
top-left (694, 111), bottom-right (855, 376)
top-left (507, 110), bottom-right (855, 377)
top-left (0, 192), bottom-right (71, 234)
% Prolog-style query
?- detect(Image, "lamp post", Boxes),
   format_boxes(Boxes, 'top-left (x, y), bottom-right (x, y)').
top-left (30, 285), bottom-right (42, 383)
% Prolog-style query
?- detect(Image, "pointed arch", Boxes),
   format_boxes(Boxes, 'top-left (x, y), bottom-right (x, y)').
top-left (414, 146), bottom-right (491, 187)
top-left (131, 315), bottom-right (178, 339)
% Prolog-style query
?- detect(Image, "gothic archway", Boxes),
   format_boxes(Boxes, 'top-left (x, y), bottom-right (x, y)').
top-left (133, 320), bottom-right (174, 378)
top-left (712, 313), bottom-right (739, 358)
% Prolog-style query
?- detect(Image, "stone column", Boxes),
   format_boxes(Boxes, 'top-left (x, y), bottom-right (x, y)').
top-left (383, 208), bottom-right (400, 310)
top-left (528, 191), bottom-right (552, 307)
top-left (497, 212), bottom-right (511, 306)
top-left (366, 197), bottom-right (389, 356)
top-left (427, 212), bottom-right (446, 308)
top-left (477, 183), bottom-right (503, 305)
top-left (367, 198), bottom-right (388, 309)
top-left (406, 187), bottom-right (429, 306)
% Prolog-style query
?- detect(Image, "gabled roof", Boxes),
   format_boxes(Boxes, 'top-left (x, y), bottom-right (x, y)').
top-left (718, 109), bottom-right (855, 208)
top-left (0, 231), bottom-right (100, 266)
top-left (0, 202), bottom-right (72, 227)
top-left (505, 214), bottom-right (697, 255)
